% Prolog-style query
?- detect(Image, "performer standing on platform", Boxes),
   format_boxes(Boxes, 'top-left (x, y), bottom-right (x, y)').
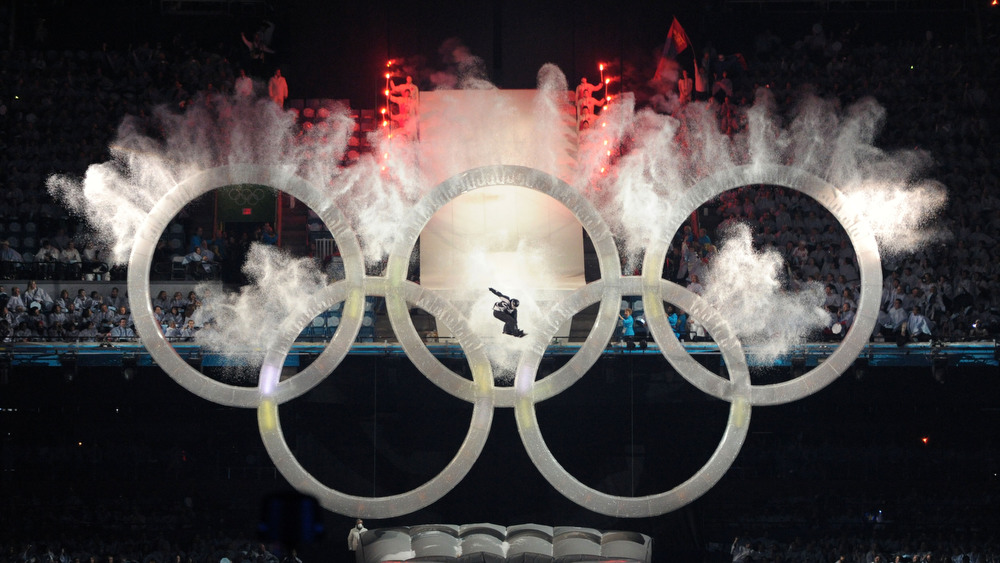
top-left (490, 287), bottom-right (525, 337)
top-left (391, 75), bottom-right (419, 101)
top-left (268, 68), bottom-right (288, 108)
top-left (389, 88), bottom-right (417, 128)
top-left (348, 518), bottom-right (366, 552)
top-left (678, 69), bottom-right (694, 105)
top-left (619, 308), bottom-right (635, 346)
top-left (575, 77), bottom-right (604, 107)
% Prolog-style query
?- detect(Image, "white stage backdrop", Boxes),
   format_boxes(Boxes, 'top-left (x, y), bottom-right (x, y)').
top-left (417, 89), bottom-right (584, 338)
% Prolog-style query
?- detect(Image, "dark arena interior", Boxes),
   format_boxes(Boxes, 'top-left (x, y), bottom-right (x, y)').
top-left (1, 1), bottom-right (1000, 562)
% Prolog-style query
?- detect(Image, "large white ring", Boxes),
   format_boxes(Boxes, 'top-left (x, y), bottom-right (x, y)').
top-left (127, 165), bottom-right (366, 407)
top-left (643, 165), bottom-right (882, 405)
top-left (126, 163), bottom-right (883, 518)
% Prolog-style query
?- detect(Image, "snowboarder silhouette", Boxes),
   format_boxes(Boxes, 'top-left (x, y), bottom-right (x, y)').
top-left (489, 287), bottom-right (525, 337)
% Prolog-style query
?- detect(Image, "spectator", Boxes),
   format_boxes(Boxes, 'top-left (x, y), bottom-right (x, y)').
top-left (163, 320), bottom-right (180, 339)
top-left (887, 299), bottom-right (909, 337)
top-left (60, 241), bottom-right (82, 279)
top-left (107, 287), bottom-right (127, 310)
top-left (24, 280), bottom-right (52, 308)
top-left (182, 246), bottom-right (211, 280)
top-left (78, 320), bottom-right (98, 340)
top-left (153, 290), bottom-right (170, 312)
top-left (0, 240), bottom-right (23, 278)
top-left (180, 319), bottom-right (198, 340)
top-left (109, 318), bottom-right (135, 340)
top-left (234, 68), bottom-right (253, 97)
top-left (268, 68), bottom-right (288, 108)
top-left (678, 69), bottom-right (693, 105)
top-left (35, 239), bottom-right (60, 278)
top-left (259, 224), bottom-right (278, 245)
top-left (907, 306), bottom-right (933, 342)
top-left (169, 292), bottom-right (188, 311)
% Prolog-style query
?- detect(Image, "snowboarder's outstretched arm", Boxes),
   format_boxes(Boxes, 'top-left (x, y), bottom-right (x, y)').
top-left (489, 287), bottom-right (509, 301)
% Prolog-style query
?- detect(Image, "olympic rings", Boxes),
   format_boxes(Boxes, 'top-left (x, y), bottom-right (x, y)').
top-left (127, 162), bottom-right (882, 518)
top-left (223, 184), bottom-right (269, 206)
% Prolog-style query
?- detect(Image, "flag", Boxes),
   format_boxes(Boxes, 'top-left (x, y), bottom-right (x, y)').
top-left (664, 18), bottom-right (690, 58)
top-left (653, 18), bottom-right (691, 82)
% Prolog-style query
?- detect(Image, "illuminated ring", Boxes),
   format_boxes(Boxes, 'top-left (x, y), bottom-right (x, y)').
top-left (642, 164), bottom-right (882, 406)
top-left (256, 276), bottom-right (495, 518)
top-left (515, 276), bottom-right (752, 517)
top-left (127, 165), bottom-right (366, 408)
top-left (383, 165), bottom-right (623, 408)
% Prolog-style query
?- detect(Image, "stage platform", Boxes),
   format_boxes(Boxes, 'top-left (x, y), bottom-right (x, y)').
top-left (2, 339), bottom-right (996, 371)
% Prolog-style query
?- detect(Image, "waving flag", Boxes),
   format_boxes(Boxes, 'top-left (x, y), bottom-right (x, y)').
top-left (653, 18), bottom-right (692, 81)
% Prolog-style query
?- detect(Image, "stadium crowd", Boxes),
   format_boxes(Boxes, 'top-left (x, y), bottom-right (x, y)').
top-left (0, 13), bottom-right (997, 350)
top-left (2, 7), bottom-right (999, 563)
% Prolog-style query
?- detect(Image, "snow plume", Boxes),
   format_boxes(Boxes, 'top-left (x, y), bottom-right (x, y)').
top-left (840, 179), bottom-right (948, 257)
top-left (700, 224), bottom-right (830, 363)
top-left (581, 103), bottom-right (686, 264)
top-left (775, 95), bottom-right (947, 254)
top-left (571, 91), bottom-right (945, 359)
top-left (673, 101), bottom-right (738, 179)
top-left (47, 92), bottom-right (353, 264)
top-left (529, 64), bottom-right (571, 179)
top-left (576, 90), bottom-right (946, 268)
top-left (333, 132), bottom-right (426, 262)
top-left (647, 55), bottom-right (681, 115)
top-left (741, 87), bottom-right (785, 169)
top-left (430, 37), bottom-right (493, 90)
top-left (193, 243), bottom-right (327, 364)
top-left (824, 99), bottom-right (949, 255)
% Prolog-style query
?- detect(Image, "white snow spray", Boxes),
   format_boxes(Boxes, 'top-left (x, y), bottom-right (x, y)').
top-left (577, 86), bottom-right (946, 358)
top-left (47, 55), bottom-right (946, 378)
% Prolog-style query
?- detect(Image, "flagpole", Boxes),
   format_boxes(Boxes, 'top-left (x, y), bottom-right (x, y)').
top-left (679, 17), bottom-right (701, 235)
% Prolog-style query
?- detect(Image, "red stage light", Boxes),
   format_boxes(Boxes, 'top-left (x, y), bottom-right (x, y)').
top-left (921, 436), bottom-right (929, 444)
top-left (599, 63), bottom-right (604, 71)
